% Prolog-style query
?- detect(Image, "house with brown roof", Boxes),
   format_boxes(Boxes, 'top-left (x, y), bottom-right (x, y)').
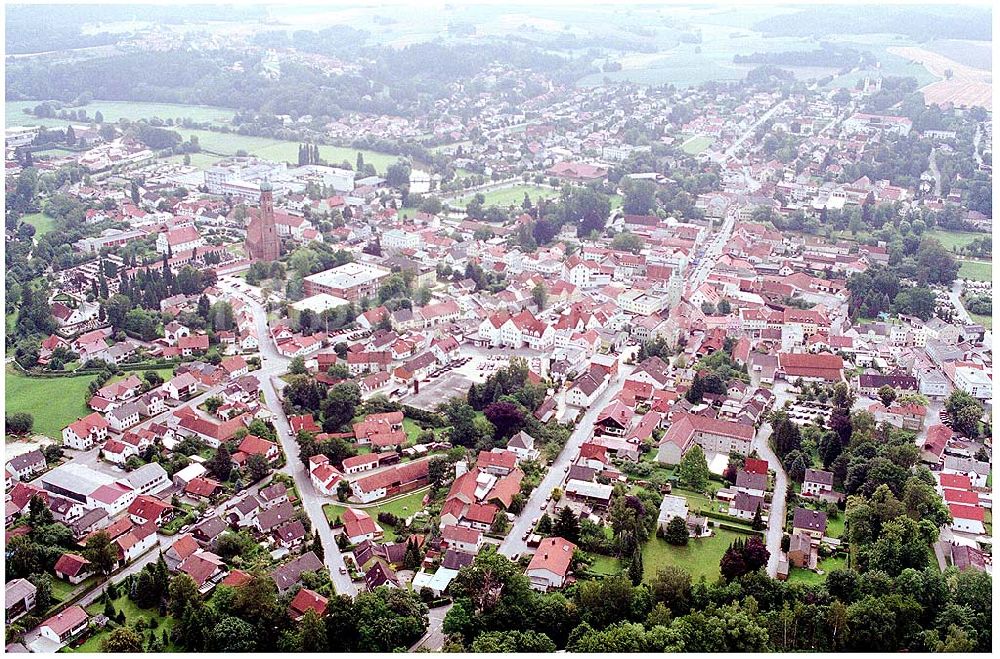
top-left (656, 412), bottom-right (755, 465)
top-left (54, 553), bottom-right (93, 584)
top-left (272, 551), bottom-right (324, 593)
top-left (526, 536), bottom-right (577, 591)
top-left (289, 588), bottom-right (328, 620)
top-left (40, 605), bottom-right (89, 644)
top-left (792, 507), bottom-right (827, 540)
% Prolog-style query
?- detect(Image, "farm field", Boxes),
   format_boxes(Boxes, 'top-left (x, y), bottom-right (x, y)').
top-left (958, 260), bottom-right (991, 282)
top-left (642, 527), bottom-right (750, 583)
top-left (6, 100), bottom-right (236, 128)
top-left (887, 45), bottom-right (991, 110)
top-left (21, 212), bottom-right (57, 238)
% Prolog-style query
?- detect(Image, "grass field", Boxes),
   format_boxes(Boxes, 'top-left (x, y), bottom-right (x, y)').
top-left (967, 311), bottom-right (992, 330)
top-left (452, 184), bottom-right (561, 209)
top-left (958, 260), bottom-right (991, 281)
top-left (6, 100), bottom-right (235, 128)
top-left (173, 128), bottom-right (401, 172)
top-left (324, 488), bottom-right (430, 542)
top-left (161, 152), bottom-right (224, 169)
top-left (5, 367), bottom-right (174, 439)
top-left (6, 368), bottom-right (94, 439)
top-left (21, 212), bottom-right (58, 238)
top-left (642, 527), bottom-right (749, 583)
top-left (925, 229), bottom-right (990, 253)
top-left (680, 135), bottom-right (715, 155)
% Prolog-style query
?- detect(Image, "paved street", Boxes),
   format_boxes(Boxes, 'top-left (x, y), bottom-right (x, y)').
top-left (498, 361), bottom-right (633, 558)
top-left (688, 208), bottom-right (737, 295)
top-left (752, 421), bottom-right (786, 578)
top-left (220, 278), bottom-right (358, 596)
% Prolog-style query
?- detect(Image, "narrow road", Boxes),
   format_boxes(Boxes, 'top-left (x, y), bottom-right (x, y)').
top-left (948, 280), bottom-right (973, 325)
top-left (410, 602), bottom-right (454, 651)
top-left (752, 420), bottom-right (787, 578)
top-left (719, 100), bottom-right (788, 163)
top-left (498, 362), bottom-right (633, 558)
top-left (221, 278), bottom-right (358, 596)
top-left (928, 147), bottom-right (942, 197)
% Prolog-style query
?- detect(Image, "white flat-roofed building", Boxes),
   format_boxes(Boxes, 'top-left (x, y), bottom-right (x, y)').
top-left (303, 262), bottom-right (391, 301)
top-left (291, 293), bottom-right (351, 316)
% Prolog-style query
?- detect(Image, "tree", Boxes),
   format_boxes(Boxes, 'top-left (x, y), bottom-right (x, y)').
top-left (771, 417), bottom-right (802, 458)
top-left (490, 511), bottom-right (508, 535)
top-left (649, 565), bottom-right (691, 614)
top-left (298, 609), bottom-right (328, 652)
top-left (84, 531), bottom-right (118, 576)
top-left (531, 282), bottom-right (547, 310)
top-left (206, 445), bottom-right (233, 481)
top-left (623, 179), bottom-right (656, 215)
top-left (677, 444), bottom-right (709, 492)
top-left (751, 504), bottom-right (766, 531)
top-left (877, 385), bottom-right (897, 407)
top-left (168, 574), bottom-right (201, 616)
top-left (663, 516), bottom-right (689, 546)
top-left (143, 370), bottom-right (164, 389)
top-left (553, 506), bottom-right (580, 543)
top-left (321, 383), bottom-right (362, 432)
top-left (5, 412), bottom-right (33, 436)
top-left (611, 232), bottom-right (644, 254)
top-left (289, 356), bottom-right (307, 375)
top-left (483, 401), bottom-right (525, 440)
top-left (720, 536), bottom-right (770, 581)
top-left (102, 627), bottom-right (144, 652)
top-left (211, 615), bottom-right (257, 651)
top-left (337, 479), bottom-right (351, 502)
top-left (245, 453), bottom-right (270, 483)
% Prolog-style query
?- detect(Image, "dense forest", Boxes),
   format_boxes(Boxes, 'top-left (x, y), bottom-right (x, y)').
top-left (5, 40), bottom-right (583, 118)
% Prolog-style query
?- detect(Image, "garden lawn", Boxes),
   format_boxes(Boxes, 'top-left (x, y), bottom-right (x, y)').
top-left (324, 488), bottom-right (430, 541)
top-left (71, 593), bottom-right (178, 652)
top-left (968, 312), bottom-right (992, 330)
top-left (21, 212), bottom-right (57, 238)
top-left (958, 260), bottom-right (991, 281)
top-left (642, 527), bottom-right (748, 583)
top-left (5, 367), bottom-right (94, 439)
top-left (671, 486), bottom-right (725, 515)
top-left (588, 554), bottom-right (622, 576)
top-left (786, 554), bottom-right (847, 585)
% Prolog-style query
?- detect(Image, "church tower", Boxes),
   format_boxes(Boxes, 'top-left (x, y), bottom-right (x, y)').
top-left (245, 180), bottom-right (280, 262)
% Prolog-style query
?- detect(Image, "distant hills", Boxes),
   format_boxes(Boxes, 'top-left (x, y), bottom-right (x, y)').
top-left (753, 5), bottom-right (991, 42)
